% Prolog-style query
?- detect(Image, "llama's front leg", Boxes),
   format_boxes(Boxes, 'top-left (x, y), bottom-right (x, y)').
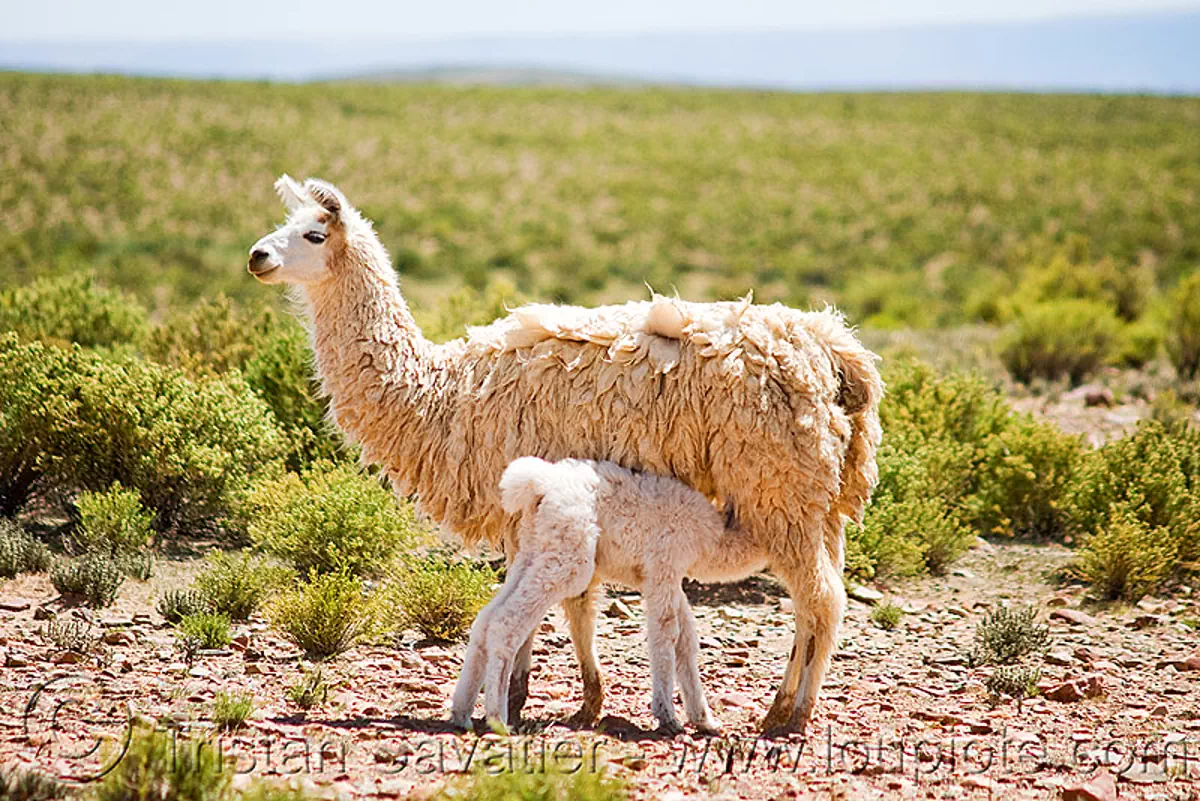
top-left (449, 558), bottom-right (529, 729)
top-left (672, 589), bottom-right (720, 735)
top-left (562, 582), bottom-right (604, 726)
top-left (643, 584), bottom-right (684, 735)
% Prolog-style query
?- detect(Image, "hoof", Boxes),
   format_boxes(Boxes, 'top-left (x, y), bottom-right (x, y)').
top-left (692, 721), bottom-right (723, 738)
top-left (565, 707), bottom-right (600, 729)
top-left (448, 716), bottom-right (473, 733)
top-left (655, 720), bottom-right (685, 738)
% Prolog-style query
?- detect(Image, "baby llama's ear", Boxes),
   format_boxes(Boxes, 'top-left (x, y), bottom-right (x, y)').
top-left (274, 174), bottom-right (307, 212)
top-left (304, 179), bottom-right (346, 216)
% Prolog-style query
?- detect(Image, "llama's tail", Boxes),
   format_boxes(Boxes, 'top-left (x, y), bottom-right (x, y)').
top-left (499, 456), bottom-right (558, 514)
top-left (829, 338), bottom-right (885, 527)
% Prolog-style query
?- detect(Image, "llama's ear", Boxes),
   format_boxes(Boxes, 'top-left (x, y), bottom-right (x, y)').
top-left (304, 179), bottom-right (345, 216)
top-left (274, 174), bottom-right (307, 212)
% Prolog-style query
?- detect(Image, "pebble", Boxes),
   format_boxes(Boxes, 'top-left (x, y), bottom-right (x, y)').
top-left (0, 599), bottom-right (30, 612)
top-left (604, 599), bottom-right (635, 620)
top-left (847, 585), bottom-right (883, 605)
top-left (1051, 608), bottom-right (1097, 626)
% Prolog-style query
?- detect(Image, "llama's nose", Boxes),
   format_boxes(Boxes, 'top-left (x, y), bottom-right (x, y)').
top-left (249, 249), bottom-right (270, 269)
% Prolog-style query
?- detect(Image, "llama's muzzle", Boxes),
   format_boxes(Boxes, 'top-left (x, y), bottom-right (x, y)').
top-left (247, 249), bottom-right (278, 278)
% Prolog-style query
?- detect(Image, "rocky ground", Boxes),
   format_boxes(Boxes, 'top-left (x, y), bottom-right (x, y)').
top-left (0, 540), bottom-right (1198, 800)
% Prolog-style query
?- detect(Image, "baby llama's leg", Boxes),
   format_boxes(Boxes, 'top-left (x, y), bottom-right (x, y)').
top-left (484, 551), bottom-right (592, 729)
top-left (562, 581), bottom-right (604, 726)
top-left (449, 554), bottom-right (532, 729)
top-left (672, 587), bottom-right (721, 735)
top-left (643, 582), bottom-right (684, 735)
top-left (506, 635), bottom-right (535, 725)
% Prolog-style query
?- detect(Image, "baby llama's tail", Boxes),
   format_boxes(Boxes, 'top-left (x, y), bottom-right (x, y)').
top-left (499, 456), bottom-right (559, 514)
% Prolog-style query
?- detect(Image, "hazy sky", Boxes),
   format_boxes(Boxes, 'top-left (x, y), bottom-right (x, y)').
top-left (4, 0), bottom-right (1199, 41)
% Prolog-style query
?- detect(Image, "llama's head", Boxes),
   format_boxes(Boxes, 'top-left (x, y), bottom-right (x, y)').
top-left (248, 175), bottom-right (356, 286)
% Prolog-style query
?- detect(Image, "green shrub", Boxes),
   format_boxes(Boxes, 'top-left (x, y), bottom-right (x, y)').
top-left (94, 726), bottom-right (229, 801)
top-left (72, 482), bottom-right (153, 558)
top-left (144, 295), bottom-right (274, 377)
top-left (285, 666), bottom-right (330, 710)
top-left (237, 785), bottom-right (323, 801)
top-left (156, 589), bottom-right (211, 624)
top-left (390, 555), bottom-right (496, 642)
top-left (870, 602), bottom-right (904, 630)
top-left (1064, 420), bottom-right (1200, 598)
top-left (1166, 272), bottom-right (1200, 379)
top-left (1116, 316), bottom-right (1164, 368)
top-left (212, 691), bottom-right (254, 731)
top-left (0, 766), bottom-right (69, 800)
top-left (41, 618), bottom-right (95, 653)
top-left (1008, 248), bottom-right (1151, 322)
top-left (0, 519), bottom-right (51, 577)
top-left (1000, 299), bottom-right (1121, 385)
top-left (431, 767), bottom-right (627, 801)
top-left (0, 335), bottom-right (75, 515)
top-left (241, 322), bottom-right (347, 471)
top-left (965, 416), bottom-right (1084, 539)
top-left (48, 355), bottom-right (286, 534)
top-left (177, 612), bottom-right (232, 650)
top-left (986, 665), bottom-right (1042, 710)
top-left (968, 605), bottom-right (1051, 666)
top-left (50, 553), bottom-right (125, 607)
top-left (269, 571), bottom-right (380, 659)
top-left (1075, 503), bottom-right (1178, 601)
top-left (194, 551), bottom-right (291, 622)
top-left (243, 462), bottom-right (419, 576)
top-left (0, 335), bottom-right (286, 532)
top-left (0, 273), bottom-right (148, 350)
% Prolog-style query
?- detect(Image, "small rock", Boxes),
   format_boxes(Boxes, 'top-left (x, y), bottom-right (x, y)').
top-left (950, 568), bottom-right (975, 579)
top-left (120, 659), bottom-right (133, 673)
top-left (132, 613), bottom-right (153, 625)
top-left (1130, 614), bottom-right (1163, 630)
top-left (778, 597), bottom-right (794, 614)
top-left (188, 666), bottom-right (209, 678)
top-left (1051, 609), bottom-right (1097, 626)
top-left (717, 607), bottom-right (744, 622)
top-left (197, 649), bottom-right (232, 658)
top-left (1046, 595), bottom-right (1072, 608)
top-left (244, 663), bottom-right (266, 676)
top-left (231, 635), bottom-right (250, 652)
top-left (1073, 646), bottom-right (1104, 663)
top-left (418, 646), bottom-right (457, 665)
top-left (1061, 769), bottom-right (1117, 801)
top-left (51, 650), bottom-right (85, 665)
top-left (538, 621), bottom-right (555, 634)
top-left (99, 614), bottom-right (133, 628)
top-left (604, 599), bottom-right (635, 620)
top-left (1149, 704), bottom-right (1169, 717)
top-left (0, 599), bottom-right (30, 612)
top-left (717, 692), bottom-right (756, 709)
top-left (847, 585), bottom-right (883, 605)
top-left (33, 606), bottom-right (53, 621)
top-left (1158, 653), bottom-right (1200, 672)
top-left (5, 653), bottom-right (29, 668)
top-left (1046, 650), bottom-right (1074, 666)
top-left (1041, 674), bottom-right (1105, 703)
top-left (102, 630), bottom-right (136, 646)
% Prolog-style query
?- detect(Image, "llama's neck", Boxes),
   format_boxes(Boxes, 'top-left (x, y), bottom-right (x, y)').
top-left (303, 245), bottom-right (443, 475)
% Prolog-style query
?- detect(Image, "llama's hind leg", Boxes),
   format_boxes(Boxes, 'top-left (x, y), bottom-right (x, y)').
top-left (562, 581), bottom-right (604, 726)
top-left (672, 588), bottom-right (720, 735)
top-left (761, 550), bottom-right (845, 736)
top-left (506, 635), bottom-right (535, 725)
top-left (787, 554), bottom-right (845, 732)
top-left (643, 583), bottom-right (684, 735)
top-left (484, 553), bottom-right (592, 728)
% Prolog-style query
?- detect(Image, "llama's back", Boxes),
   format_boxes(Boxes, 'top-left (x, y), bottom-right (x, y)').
top-left (421, 296), bottom-right (881, 558)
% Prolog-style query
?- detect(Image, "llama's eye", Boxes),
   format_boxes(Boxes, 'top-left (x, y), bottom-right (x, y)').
top-left (303, 231), bottom-right (327, 244)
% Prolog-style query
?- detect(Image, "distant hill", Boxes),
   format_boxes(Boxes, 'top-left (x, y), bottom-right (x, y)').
top-left (2, 11), bottom-right (1198, 93)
